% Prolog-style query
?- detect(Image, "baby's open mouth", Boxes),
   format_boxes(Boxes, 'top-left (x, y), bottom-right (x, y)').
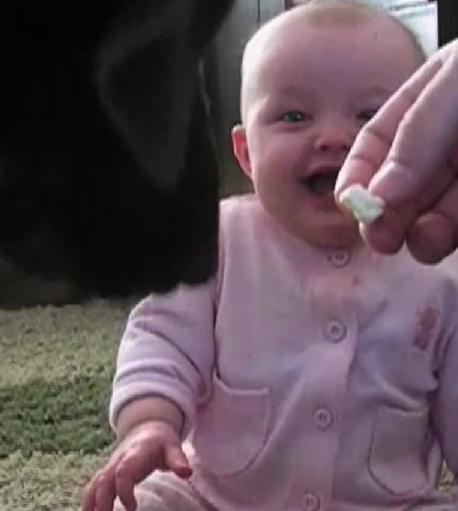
top-left (300, 169), bottom-right (339, 197)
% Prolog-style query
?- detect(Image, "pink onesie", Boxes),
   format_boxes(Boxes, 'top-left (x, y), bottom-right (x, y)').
top-left (111, 194), bottom-right (458, 510)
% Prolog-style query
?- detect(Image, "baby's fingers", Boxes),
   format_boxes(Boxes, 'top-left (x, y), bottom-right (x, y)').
top-left (81, 467), bottom-right (117, 511)
top-left (81, 477), bottom-right (97, 511)
top-left (95, 471), bottom-right (120, 511)
top-left (164, 444), bottom-right (192, 478)
top-left (115, 439), bottom-right (191, 510)
top-left (114, 449), bottom-right (148, 511)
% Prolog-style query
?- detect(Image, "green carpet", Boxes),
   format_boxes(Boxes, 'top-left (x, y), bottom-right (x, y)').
top-left (0, 299), bottom-right (455, 510)
top-left (0, 300), bottom-right (132, 510)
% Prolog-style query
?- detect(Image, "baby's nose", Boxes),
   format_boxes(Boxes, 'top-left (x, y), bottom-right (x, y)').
top-left (314, 119), bottom-right (354, 153)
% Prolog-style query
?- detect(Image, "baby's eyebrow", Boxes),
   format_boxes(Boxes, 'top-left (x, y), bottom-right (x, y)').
top-left (270, 85), bottom-right (317, 102)
top-left (268, 85), bottom-right (318, 106)
top-left (357, 86), bottom-right (392, 101)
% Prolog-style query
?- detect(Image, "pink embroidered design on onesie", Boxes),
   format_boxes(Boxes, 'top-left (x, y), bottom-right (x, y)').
top-left (414, 305), bottom-right (439, 350)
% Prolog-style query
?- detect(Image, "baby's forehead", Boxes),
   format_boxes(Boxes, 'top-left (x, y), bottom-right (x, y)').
top-left (247, 3), bottom-right (377, 42)
top-left (243, 3), bottom-right (419, 70)
top-left (240, 2), bottom-right (422, 121)
top-left (244, 13), bottom-right (370, 77)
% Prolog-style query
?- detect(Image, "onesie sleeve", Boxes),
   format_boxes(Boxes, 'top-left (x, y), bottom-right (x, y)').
top-left (109, 280), bottom-right (216, 438)
top-left (431, 279), bottom-right (458, 479)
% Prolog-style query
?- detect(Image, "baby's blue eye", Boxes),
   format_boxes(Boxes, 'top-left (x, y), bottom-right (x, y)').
top-left (280, 110), bottom-right (306, 123)
top-left (357, 107), bottom-right (379, 123)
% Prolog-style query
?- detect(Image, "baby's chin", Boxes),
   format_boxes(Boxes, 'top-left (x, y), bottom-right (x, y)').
top-left (299, 217), bottom-right (360, 249)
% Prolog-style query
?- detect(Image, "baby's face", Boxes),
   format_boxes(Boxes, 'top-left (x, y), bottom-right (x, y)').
top-left (234, 12), bottom-right (422, 248)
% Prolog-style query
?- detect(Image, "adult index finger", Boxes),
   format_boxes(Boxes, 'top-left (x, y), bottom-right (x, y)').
top-left (335, 54), bottom-right (442, 200)
top-left (369, 48), bottom-right (458, 202)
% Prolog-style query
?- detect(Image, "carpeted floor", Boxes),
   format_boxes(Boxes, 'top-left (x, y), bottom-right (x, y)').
top-left (0, 298), bottom-right (456, 510)
top-left (0, 299), bottom-right (133, 510)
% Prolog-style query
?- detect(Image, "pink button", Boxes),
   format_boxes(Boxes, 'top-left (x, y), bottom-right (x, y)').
top-left (302, 492), bottom-right (321, 511)
top-left (327, 250), bottom-right (351, 267)
top-left (314, 407), bottom-right (334, 430)
top-left (324, 320), bottom-right (347, 342)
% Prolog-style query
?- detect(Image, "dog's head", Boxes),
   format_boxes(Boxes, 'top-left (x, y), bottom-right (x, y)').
top-left (0, 0), bottom-right (235, 298)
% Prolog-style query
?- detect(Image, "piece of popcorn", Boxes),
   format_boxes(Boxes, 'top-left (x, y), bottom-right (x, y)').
top-left (339, 184), bottom-right (385, 224)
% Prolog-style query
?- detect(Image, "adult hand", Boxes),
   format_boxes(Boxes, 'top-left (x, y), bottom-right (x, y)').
top-left (335, 39), bottom-right (458, 264)
top-left (81, 420), bottom-right (191, 511)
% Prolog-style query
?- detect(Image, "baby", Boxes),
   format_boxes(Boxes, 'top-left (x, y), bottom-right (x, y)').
top-left (82, 1), bottom-right (458, 510)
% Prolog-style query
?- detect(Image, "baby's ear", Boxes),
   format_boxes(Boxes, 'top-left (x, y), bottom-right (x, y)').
top-left (231, 124), bottom-right (251, 177)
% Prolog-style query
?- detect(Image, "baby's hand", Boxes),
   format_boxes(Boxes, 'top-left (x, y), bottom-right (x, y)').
top-left (81, 420), bottom-right (192, 511)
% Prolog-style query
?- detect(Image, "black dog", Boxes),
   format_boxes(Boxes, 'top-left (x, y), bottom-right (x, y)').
top-left (0, 0), bottom-right (235, 306)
